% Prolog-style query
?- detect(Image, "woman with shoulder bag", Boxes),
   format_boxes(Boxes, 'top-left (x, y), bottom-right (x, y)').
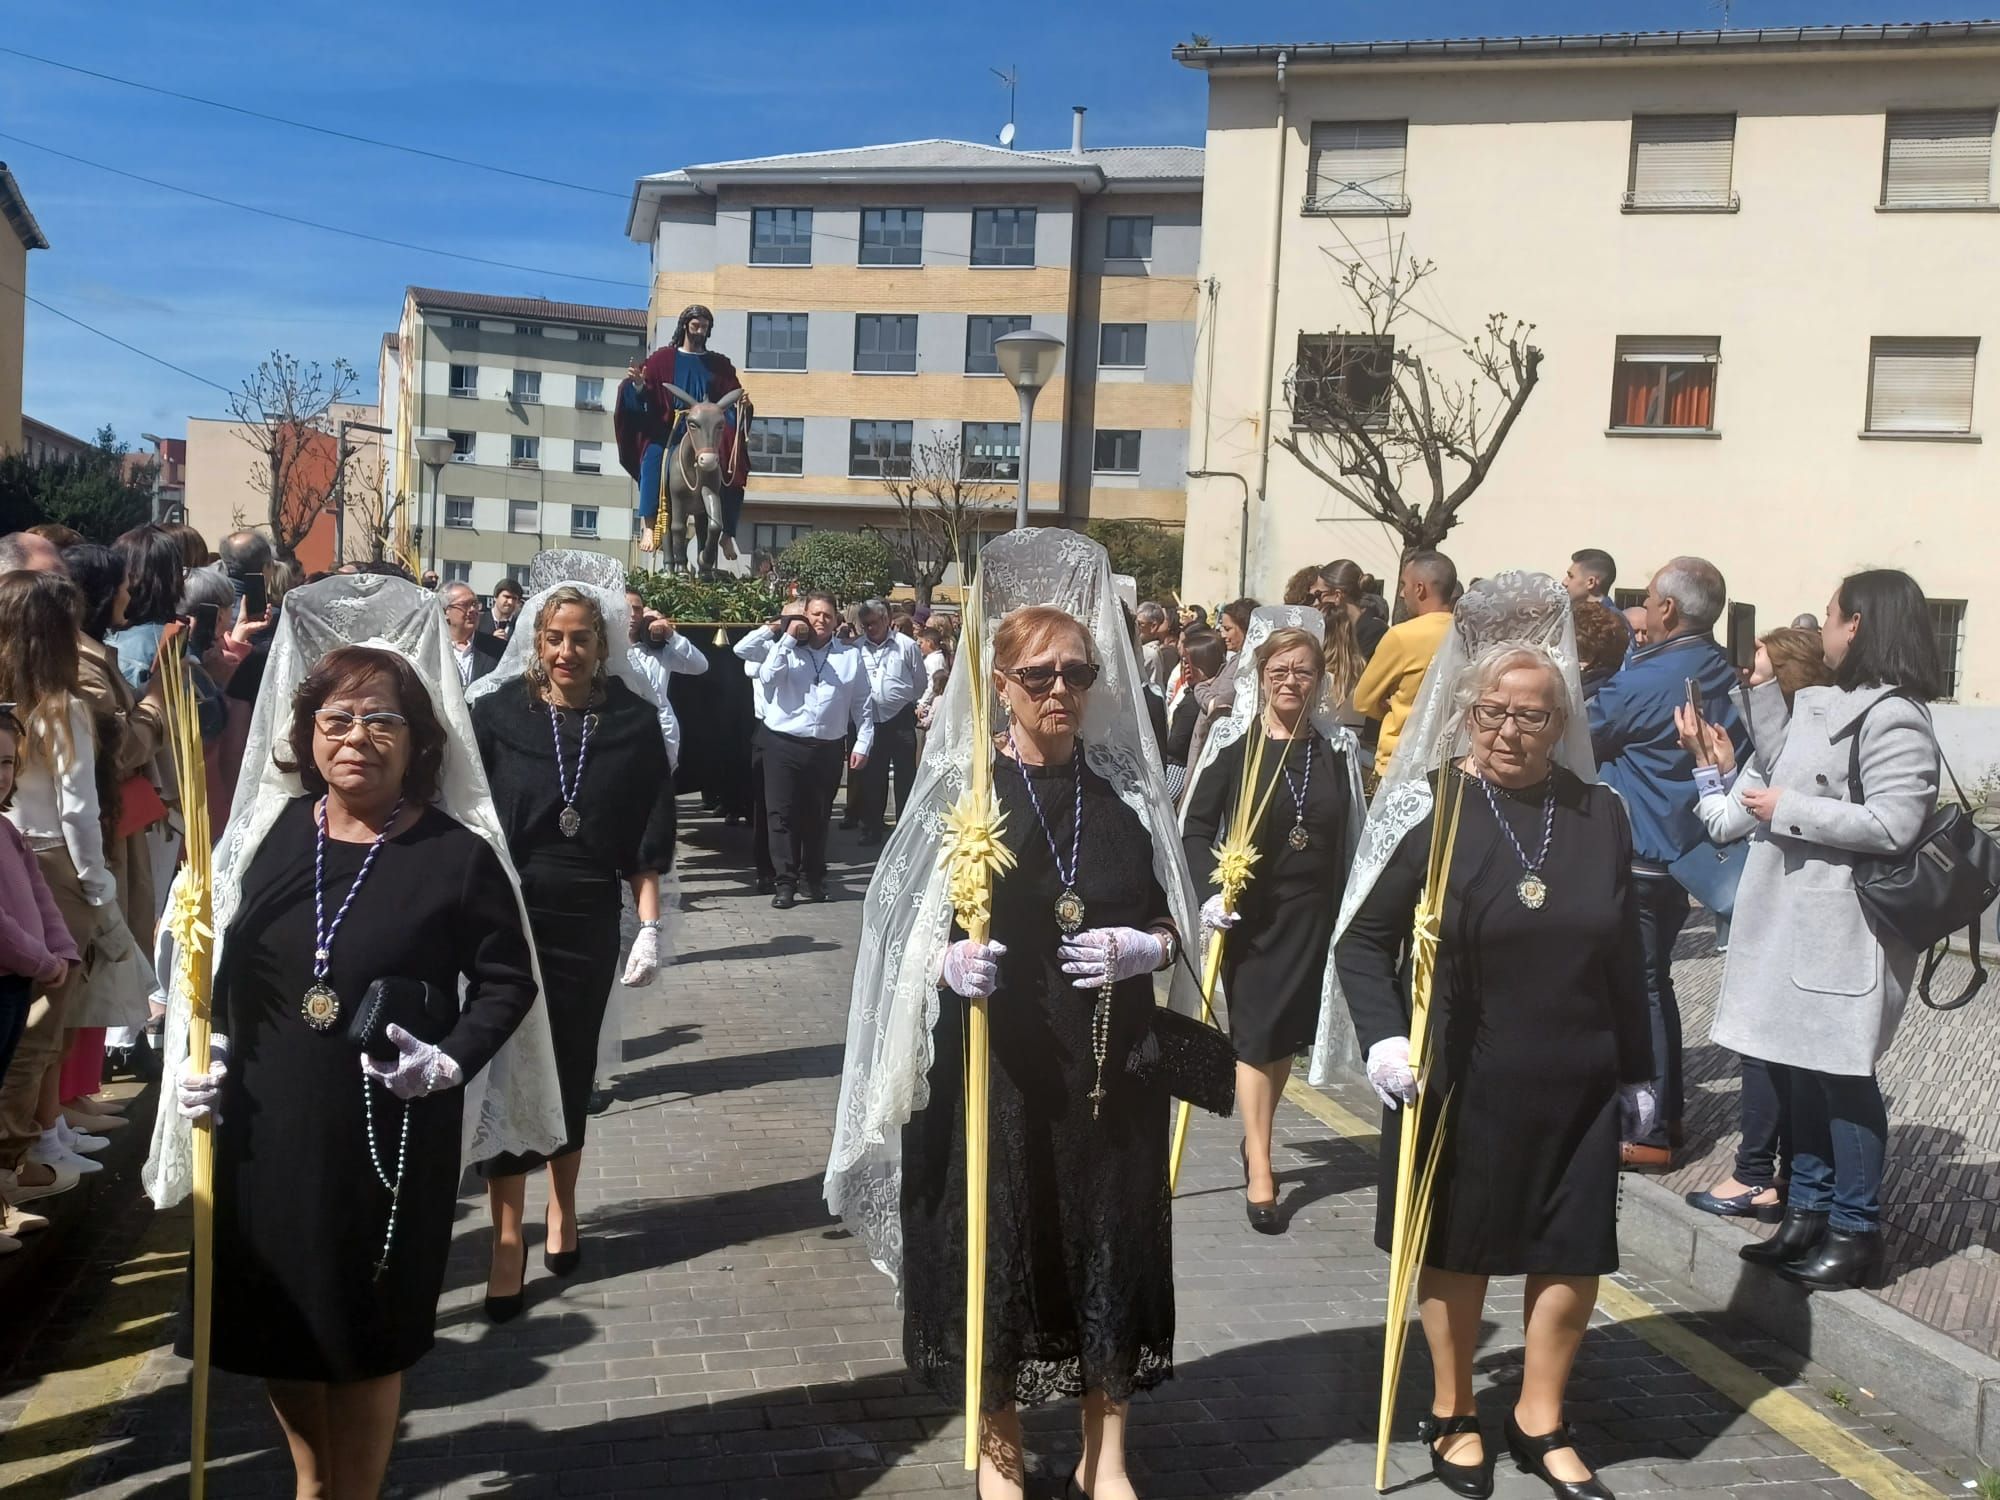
top-left (1707, 571), bottom-right (1942, 1291)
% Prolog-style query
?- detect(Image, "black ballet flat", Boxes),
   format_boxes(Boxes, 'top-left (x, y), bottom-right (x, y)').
top-left (1246, 1197), bottom-right (1282, 1235)
top-left (1417, 1413), bottom-right (1493, 1499)
top-left (543, 1241), bottom-right (582, 1277)
top-left (1504, 1414), bottom-right (1613, 1500)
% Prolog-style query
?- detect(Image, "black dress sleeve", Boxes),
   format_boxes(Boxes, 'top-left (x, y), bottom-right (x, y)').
top-left (1333, 817), bottom-right (1431, 1055)
top-left (1179, 738), bottom-right (1237, 895)
top-left (1601, 790), bottom-right (1654, 1086)
top-left (441, 838), bottom-right (538, 1080)
top-left (1164, 693), bottom-right (1200, 766)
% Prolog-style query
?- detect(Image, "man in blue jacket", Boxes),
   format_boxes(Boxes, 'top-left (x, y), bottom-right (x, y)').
top-left (1587, 556), bottom-right (1747, 1167)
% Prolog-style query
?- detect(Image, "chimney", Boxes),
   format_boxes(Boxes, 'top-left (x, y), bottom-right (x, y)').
top-left (1071, 106), bottom-right (1087, 159)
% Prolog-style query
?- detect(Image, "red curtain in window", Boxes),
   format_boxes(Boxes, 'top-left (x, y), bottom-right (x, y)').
top-left (1611, 364), bottom-right (1715, 428)
top-left (1663, 367), bottom-right (1715, 428)
top-left (1612, 365), bottom-right (1656, 426)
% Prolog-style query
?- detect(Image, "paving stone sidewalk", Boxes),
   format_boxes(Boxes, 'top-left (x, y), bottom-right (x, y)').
top-left (11, 815), bottom-right (1984, 1498)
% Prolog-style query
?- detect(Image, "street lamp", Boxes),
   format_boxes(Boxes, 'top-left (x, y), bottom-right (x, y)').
top-left (413, 433), bottom-right (455, 576)
top-left (338, 418), bottom-right (394, 566)
top-left (992, 329), bottom-right (1064, 530)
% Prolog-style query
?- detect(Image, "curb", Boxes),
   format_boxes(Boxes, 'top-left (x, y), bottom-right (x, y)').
top-left (1618, 1172), bottom-right (2000, 1467)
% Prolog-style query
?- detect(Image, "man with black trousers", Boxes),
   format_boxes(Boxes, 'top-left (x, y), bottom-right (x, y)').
top-left (735, 599), bottom-right (806, 895)
top-left (849, 598), bottom-right (926, 846)
top-left (750, 592), bottom-right (874, 909)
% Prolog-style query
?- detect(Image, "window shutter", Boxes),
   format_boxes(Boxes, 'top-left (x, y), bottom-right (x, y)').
top-left (1628, 116), bottom-right (1735, 205)
top-left (1882, 110), bottom-right (1996, 206)
top-left (1616, 336), bottom-right (1722, 364)
top-left (1308, 121), bottom-right (1408, 211)
top-left (1868, 338), bottom-right (1979, 433)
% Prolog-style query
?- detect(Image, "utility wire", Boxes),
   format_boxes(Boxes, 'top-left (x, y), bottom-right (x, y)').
top-left (0, 132), bottom-right (648, 293)
top-left (0, 274), bottom-right (233, 393)
top-left (0, 44), bottom-right (627, 201)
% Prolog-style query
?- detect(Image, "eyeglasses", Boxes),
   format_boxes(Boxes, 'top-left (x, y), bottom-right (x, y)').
top-left (1307, 589), bottom-right (1336, 605)
top-left (313, 709), bottom-right (410, 743)
top-left (1470, 703), bottom-right (1555, 732)
top-left (1263, 667), bottom-right (1319, 684)
top-left (1005, 662), bottom-right (1100, 696)
top-left (444, 599), bottom-right (480, 616)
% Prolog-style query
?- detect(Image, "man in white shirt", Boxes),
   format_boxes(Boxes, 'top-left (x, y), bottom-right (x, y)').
top-left (734, 598), bottom-right (805, 895)
top-left (442, 583), bottom-right (503, 688)
top-left (848, 598), bottom-right (926, 847)
top-left (748, 592), bottom-right (873, 909)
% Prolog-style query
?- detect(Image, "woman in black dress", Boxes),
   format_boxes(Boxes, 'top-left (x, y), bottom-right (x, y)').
top-left (472, 585), bottom-right (675, 1319)
top-left (1184, 627), bottom-right (1352, 1234)
top-left (901, 604), bottom-right (1184, 1500)
top-left (1336, 642), bottom-right (1652, 1500)
top-left (172, 644), bottom-right (538, 1498)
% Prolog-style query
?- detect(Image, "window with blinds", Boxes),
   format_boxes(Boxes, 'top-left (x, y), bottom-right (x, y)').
top-left (1881, 110), bottom-right (1996, 207)
top-left (1305, 121), bottom-right (1409, 214)
top-left (1865, 338), bottom-right (1979, 434)
top-left (1609, 337), bottom-right (1721, 430)
top-left (1626, 115), bottom-right (1738, 209)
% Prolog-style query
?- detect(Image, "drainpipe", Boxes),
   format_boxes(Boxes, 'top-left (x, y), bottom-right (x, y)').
top-left (1248, 50), bottom-right (1290, 596)
top-left (1186, 468), bottom-right (1251, 595)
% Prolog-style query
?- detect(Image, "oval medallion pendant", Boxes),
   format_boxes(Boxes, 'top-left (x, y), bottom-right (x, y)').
top-left (1287, 822), bottom-right (1310, 851)
top-left (1054, 887), bottom-right (1086, 935)
top-left (1516, 874), bottom-right (1549, 911)
top-left (558, 804), bottom-right (582, 838)
top-left (301, 982), bottom-right (342, 1031)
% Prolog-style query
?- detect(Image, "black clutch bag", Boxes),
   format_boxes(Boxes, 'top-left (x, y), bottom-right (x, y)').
top-left (345, 977), bottom-right (445, 1062)
top-left (1126, 1005), bottom-right (1237, 1117)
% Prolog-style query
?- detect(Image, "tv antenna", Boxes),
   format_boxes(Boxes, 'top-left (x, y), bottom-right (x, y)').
top-left (992, 65), bottom-right (1018, 148)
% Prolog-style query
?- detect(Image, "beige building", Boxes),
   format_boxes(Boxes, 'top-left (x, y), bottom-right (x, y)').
top-left (1178, 22), bottom-right (2000, 702)
top-left (184, 403), bottom-right (382, 571)
top-left (384, 288), bottom-right (646, 594)
top-left (0, 163), bottom-right (49, 457)
top-left (625, 123), bottom-right (1202, 558)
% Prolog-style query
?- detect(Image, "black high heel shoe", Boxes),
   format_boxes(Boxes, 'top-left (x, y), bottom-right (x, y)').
top-left (543, 1235), bottom-right (582, 1277)
top-left (1504, 1414), bottom-right (1612, 1500)
top-left (484, 1246), bottom-right (526, 1323)
top-left (1417, 1414), bottom-right (1492, 1499)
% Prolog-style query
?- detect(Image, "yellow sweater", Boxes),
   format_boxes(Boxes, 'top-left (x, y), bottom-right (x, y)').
top-left (1352, 609), bottom-right (1454, 776)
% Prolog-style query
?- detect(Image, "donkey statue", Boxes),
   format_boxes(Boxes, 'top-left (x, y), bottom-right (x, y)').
top-left (661, 385), bottom-right (748, 577)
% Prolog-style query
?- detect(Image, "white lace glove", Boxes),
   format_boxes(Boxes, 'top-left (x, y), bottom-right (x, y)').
top-left (361, 1024), bottom-right (464, 1100)
top-left (1365, 1036), bottom-right (1419, 1111)
top-left (1620, 1082), bottom-right (1660, 1141)
top-left (176, 1034), bottom-right (230, 1122)
top-left (1059, 927), bottom-right (1166, 990)
top-left (1199, 895), bottom-right (1240, 933)
top-left (940, 939), bottom-right (1007, 998)
top-left (621, 924), bottom-right (661, 987)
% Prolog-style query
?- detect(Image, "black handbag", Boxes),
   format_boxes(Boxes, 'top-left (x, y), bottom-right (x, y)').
top-left (345, 977), bottom-right (446, 1062)
top-left (1126, 1005), bottom-right (1237, 1116)
top-left (1844, 697), bottom-right (2000, 1010)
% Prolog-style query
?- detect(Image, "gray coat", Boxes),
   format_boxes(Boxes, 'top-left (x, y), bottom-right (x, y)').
top-left (1708, 680), bottom-right (1940, 1076)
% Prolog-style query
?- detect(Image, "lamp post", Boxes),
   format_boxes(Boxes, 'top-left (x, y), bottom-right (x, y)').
top-left (413, 433), bottom-right (455, 577)
top-left (992, 329), bottom-right (1064, 530)
top-left (337, 418), bottom-right (394, 565)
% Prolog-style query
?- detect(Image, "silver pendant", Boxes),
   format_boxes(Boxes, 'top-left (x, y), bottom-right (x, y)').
top-left (301, 981), bottom-right (342, 1031)
top-left (1288, 822), bottom-right (1310, 851)
top-left (1054, 887), bottom-right (1086, 935)
top-left (558, 804), bottom-right (582, 838)
top-left (1516, 874), bottom-right (1549, 911)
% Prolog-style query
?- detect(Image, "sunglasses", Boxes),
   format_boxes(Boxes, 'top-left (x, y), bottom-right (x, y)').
top-left (1005, 662), bottom-right (1100, 696)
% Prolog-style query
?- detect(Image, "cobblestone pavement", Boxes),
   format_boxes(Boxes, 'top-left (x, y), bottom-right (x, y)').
top-left (2, 815), bottom-right (1983, 1498)
top-left (1644, 914), bottom-right (2000, 1360)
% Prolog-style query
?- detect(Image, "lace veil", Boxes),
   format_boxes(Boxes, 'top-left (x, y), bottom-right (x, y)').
top-left (145, 574), bottom-right (568, 1207)
top-left (824, 528), bottom-right (1206, 1284)
top-left (1308, 571), bottom-right (1592, 1084)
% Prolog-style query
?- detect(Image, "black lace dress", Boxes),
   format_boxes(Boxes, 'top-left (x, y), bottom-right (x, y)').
top-left (900, 751), bottom-right (1177, 1410)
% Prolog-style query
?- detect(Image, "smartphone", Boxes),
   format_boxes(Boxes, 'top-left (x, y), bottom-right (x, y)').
top-left (188, 602), bottom-right (219, 654)
top-left (1684, 677), bottom-right (1704, 720)
top-left (241, 572), bottom-right (269, 621)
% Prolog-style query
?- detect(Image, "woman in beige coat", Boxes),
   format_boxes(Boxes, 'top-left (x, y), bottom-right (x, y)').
top-left (1703, 570), bottom-right (1942, 1292)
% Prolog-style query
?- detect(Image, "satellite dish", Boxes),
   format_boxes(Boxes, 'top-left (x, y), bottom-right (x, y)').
top-left (998, 121), bottom-right (1016, 148)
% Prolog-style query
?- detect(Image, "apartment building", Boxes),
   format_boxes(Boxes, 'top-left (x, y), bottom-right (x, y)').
top-left (1178, 22), bottom-right (2000, 702)
top-left (385, 287), bottom-right (646, 594)
top-left (1, 163), bottom-right (49, 456)
top-left (625, 122), bottom-right (1201, 558)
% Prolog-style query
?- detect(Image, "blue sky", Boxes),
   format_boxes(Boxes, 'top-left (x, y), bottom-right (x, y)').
top-left (7, 0), bottom-right (1895, 443)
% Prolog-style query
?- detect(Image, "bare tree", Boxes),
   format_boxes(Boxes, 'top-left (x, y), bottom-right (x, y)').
top-left (1276, 240), bottom-right (1541, 553)
top-left (228, 352), bottom-right (359, 562)
top-left (875, 434), bottom-right (1010, 607)
top-left (334, 452), bottom-right (391, 563)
